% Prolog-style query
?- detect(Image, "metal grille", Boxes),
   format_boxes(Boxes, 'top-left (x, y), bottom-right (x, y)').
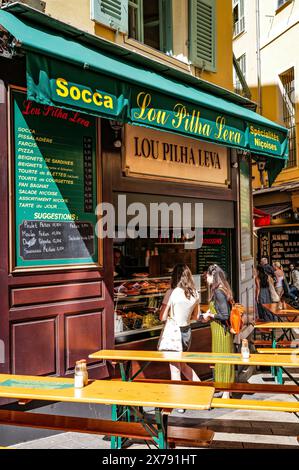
top-left (280, 68), bottom-right (297, 168)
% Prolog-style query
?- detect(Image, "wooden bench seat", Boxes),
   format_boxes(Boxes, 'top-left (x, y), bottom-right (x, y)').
top-left (257, 348), bottom-right (299, 354)
top-left (211, 398), bottom-right (299, 413)
top-left (253, 340), bottom-right (299, 347)
top-left (0, 409), bottom-right (214, 448)
top-left (133, 378), bottom-right (299, 395)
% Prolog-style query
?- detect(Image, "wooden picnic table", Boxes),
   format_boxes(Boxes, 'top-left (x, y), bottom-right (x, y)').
top-left (254, 322), bottom-right (299, 385)
top-left (89, 349), bottom-right (299, 382)
top-left (0, 373), bottom-right (214, 449)
top-left (263, 303), bottom-right (299, 321)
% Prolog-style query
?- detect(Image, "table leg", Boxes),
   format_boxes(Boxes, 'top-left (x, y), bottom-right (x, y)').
top-left (155, 408), bottom-right (168, 449)
top-left (111, 404), bottom-right (122, 449)
top-left (271, 331), bottom-right (276, 379)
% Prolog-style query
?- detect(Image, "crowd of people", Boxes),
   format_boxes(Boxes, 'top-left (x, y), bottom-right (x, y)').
top-left (158, 258), bottom-right (298, 405)
top-left (255, 257), bottom-right (299, 320)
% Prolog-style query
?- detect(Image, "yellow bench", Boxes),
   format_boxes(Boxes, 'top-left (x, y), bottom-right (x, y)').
top-left (257, 348), bottom-right (299, 354)
top-left (212, 398), bottom-right (299, 413)
top-left (0, 373), bottom-right (215, 449)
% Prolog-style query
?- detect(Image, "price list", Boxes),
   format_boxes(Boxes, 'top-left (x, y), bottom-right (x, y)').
top-left (197, 229), bottom-right (231, 279)
top-left (83, 136), bottom-right (94, 213)
top-left (13, 89), bottom-right (98, 268)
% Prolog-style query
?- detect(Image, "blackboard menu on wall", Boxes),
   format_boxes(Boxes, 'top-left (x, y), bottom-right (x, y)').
top-left (259, 228), bottom-right (299, 273)
top-left (197, 229), bottom-right (231, 279)
top-left (12, 89), bottom-right (98, 268)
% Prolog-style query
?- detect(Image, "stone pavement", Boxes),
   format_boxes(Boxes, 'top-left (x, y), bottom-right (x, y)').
top-left (1, 373), bottom-right (298, 450)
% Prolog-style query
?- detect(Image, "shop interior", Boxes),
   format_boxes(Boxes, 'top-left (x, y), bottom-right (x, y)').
top-left (113, 225), bottom-right (232, 343)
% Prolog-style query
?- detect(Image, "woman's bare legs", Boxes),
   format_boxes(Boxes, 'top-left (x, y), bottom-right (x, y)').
top-left (170, 362), bottom-right (182, 381)
top-left (180, 363), bottom-right (201, 382)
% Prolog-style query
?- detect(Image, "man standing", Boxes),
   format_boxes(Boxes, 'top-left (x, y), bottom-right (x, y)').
top-left (289, 263), bottom-right (299, 298)
top-left (260, 257), bottom-right (275, 277)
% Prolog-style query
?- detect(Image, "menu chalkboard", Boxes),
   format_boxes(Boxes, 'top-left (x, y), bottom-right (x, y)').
top-left (19, 220), bottom-right (95, 260)
top-left (197, 228), bottom-right (231, 279)
top-left (260, 228), bottom-right (299, 270)
top-left (12, 89), bottom-right (98, 267)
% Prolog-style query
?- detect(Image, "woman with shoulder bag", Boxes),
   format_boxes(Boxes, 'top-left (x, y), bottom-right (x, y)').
top-left (159, 263), bottom-right (201, 384)
top-left (255, 265), bottom-right (276, 321)
top-left (202, 264), bottom-right (235, 398)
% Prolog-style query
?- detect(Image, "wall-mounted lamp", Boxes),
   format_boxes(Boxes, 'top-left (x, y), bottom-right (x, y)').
top-left (257, 159), bottom-right (267, 188)
top-left (231, 153), bottom-right (239, 169)
top-left (257, 160), bottom-right (266, 172)
top-left (109, 120), bottom-right (123, 148)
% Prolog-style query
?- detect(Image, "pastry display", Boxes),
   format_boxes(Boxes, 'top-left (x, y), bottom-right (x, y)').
top-left (114, 276), bottom-right (170, 334)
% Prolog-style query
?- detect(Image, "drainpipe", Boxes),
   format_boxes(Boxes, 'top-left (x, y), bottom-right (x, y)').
top-left (256, 0), bottom-right (262, 114)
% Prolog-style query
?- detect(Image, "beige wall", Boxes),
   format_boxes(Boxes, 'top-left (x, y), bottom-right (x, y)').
top-left (233, 0), bottom-right (299, 187)
top-left (44, 0), bottom-right (233, 90)
top-left (45, 0), bottom-right (116, 40)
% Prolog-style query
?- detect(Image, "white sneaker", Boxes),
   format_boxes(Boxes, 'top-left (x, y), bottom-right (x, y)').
top-left (176, 409), bottom-right (186, 413)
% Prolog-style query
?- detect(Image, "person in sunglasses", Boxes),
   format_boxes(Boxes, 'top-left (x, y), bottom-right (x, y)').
top-left (202, 264), bottom-right (235, 398)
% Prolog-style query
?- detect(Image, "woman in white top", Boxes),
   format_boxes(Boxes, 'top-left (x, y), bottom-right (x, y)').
top-left (159, 263), bottom-right (200, 382)
top-left (273, 261), bottom-right (284, 299)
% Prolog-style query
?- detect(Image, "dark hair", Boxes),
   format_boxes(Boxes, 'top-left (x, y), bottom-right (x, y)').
top-left (256, 264), bottom-right (269, 288)
top-left (171, 264), bottom-right (197, 300)
top-left (207, 264), bottom-right (233, 302)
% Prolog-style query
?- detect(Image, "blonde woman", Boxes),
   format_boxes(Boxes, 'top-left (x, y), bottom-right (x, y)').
top-left (273, 261), bottom-right (284, 299)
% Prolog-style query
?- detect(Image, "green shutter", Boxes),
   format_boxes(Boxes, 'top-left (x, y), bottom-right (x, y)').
top-left (160, 0), bottom-right (173, 55)
top-left (189, 0), bottom-right (216, 72)
top-left (91, 0), bottom-right (128, 33)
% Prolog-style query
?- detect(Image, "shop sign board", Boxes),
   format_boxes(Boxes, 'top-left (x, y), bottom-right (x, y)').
top-left (26, 53), bottom-right (288, 163)
top-left (11, 89), bottom-right (98, 269)
top-left (123, 125), bottom-right (229, 186)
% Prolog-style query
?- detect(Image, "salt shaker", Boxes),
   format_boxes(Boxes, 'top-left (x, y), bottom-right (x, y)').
top-left (74, 361), bottom-right (84, 389)
top-left (241, 339), bottom-right (250, 360)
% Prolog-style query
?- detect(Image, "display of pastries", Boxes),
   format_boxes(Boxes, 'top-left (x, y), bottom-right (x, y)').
top-left (115, 277), bottom-right (169, 331)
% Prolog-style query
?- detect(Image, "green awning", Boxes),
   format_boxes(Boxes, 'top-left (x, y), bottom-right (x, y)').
top-left (0, 7), bottom-right (288, 185)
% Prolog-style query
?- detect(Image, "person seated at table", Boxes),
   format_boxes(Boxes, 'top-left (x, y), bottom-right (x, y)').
top-left (202, 264), bottom-right (235, 399)
top-left (159, 263), bottom-right (201, 386)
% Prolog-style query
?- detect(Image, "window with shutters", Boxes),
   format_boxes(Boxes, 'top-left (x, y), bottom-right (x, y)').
top-left (233, 0), bottom-right (245, 37)
top-left (277, 0), bottom-right (293, 10)
top-left (280, 68), bottom-right (297, 168)
top-left (91, 0), bottom-right (128, 33)
top-left (233, 54), bottom-right (246, 94)
top-left (128, 0), bottom-right (173, 54)
top-left (189, 0), bottom-right (216, 72)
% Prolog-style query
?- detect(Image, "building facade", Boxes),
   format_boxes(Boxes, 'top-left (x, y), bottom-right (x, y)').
top-left (233, 0), bottom-right (299, 270)
top-left (0, 0), bottom-right (287, 384)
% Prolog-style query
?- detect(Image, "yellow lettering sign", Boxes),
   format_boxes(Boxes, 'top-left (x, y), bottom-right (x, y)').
top-left (55, 79), bottom-right (114, 110)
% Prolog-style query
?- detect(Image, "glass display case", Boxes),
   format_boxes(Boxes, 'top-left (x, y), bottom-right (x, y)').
top-left (114, 276), bottom-right (171, 341)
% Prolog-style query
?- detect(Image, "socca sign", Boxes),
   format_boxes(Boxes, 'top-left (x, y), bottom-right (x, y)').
top-left (123, 126), bottom-right (229, 186)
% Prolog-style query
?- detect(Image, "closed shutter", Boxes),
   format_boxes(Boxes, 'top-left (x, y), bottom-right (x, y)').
top-left (189, 0), bottom-right (216, 72)
top-left (91, 0), bottom-right (128, 33)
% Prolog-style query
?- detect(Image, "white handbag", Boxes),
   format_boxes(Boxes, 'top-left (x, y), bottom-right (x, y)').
top-left (157, 298), bottom-right (182, 352)
top-left (268, 276), bottom-right (280, 303)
